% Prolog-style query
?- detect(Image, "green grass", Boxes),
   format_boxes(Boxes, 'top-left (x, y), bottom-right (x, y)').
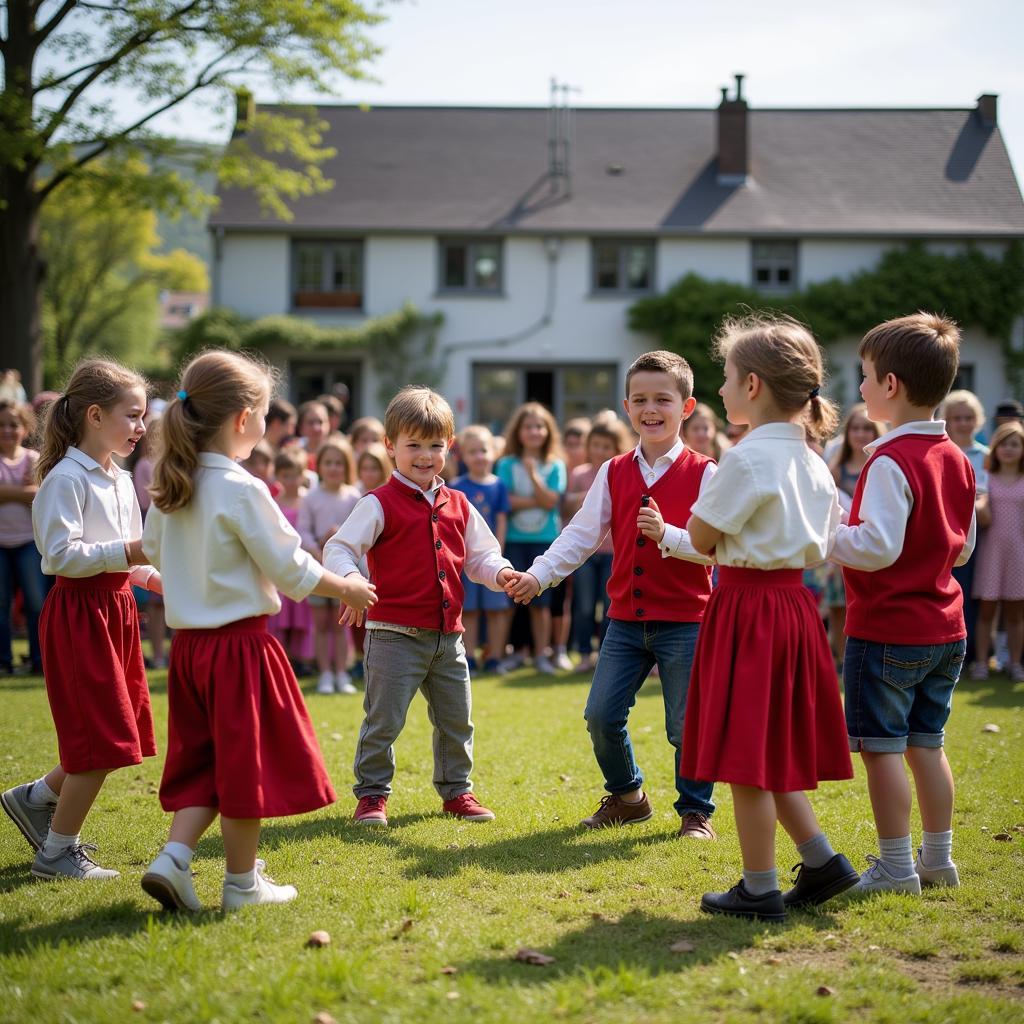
top-left (1, 660), bottom-right (1023, 1023)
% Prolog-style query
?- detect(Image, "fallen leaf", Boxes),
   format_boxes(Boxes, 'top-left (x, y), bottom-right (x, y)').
top-left (447, 843), bottom-right (459, 849)
top-left (446, 991), bottom-right (459, 1000)
top-left (981, 826), bottom-right (990, 832)
top-left (313, 1014), bottom-right (338, 1024)
top-left (982, 723), bottom-right (1001, 733)
top-left (670, 940), bottom-right (696, 953)
top-left (132, 1001), bottom-right (146, 1012)
top-left (867, 945), bottom-right (881, 952)
top-left (559, 774), bottom-right (571, 782)
top-left (993, 832), bottom-right (1013, 841)
top-left (1013, 825), bottom-right (1024, 833)
top-left (330, 732), bottom-right (342, 741)
top-left (816, 985), bottom-right (835, 997)
top-left (392, 919), bottom-right (414, 939)
top-left (515, 947), bottom-right (555, 966)
top-left (765, 956), bottom-right (783, 965)
top-left (557, 889), bottom-right (572, 899)
top-left (440, 966), bottom-right (458, 975)
top-left (727, 951), bottom-right (740, 960)
top-left (306, 930), bottom-right (331, 948)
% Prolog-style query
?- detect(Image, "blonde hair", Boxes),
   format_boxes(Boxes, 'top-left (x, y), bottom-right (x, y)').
top-left (831, 403), bottom-right (886, 469)
top-left (358, 442), bottom-right (393, 486)
top-left (940, 389), bottom-right (985, 427)
top-left (985, 422), bottom-right (1024, 474)
top-left (0, 400), bottom-right (36, 440)
top-left (151, 350), bottom-right (274, 513)
top-left (383, 386), bottom-right (455, 442)
top-left (349, 416), bottom-right (385, 447)
top-left (458, 424), bottom-right (494, 452)
top-left (274, 447), bottom-right (307, 476)
top-left (315, 433), bottom-right (356, 483)
top-left (714, 313), bottom-right (839, 443)
top-left (587, 419), bottom-right (631, 457)
top-left (37, 359), bottom-right (147, 482)
top-left (682, 402), bottom-right (730, 459)
top-left (503, 402), bottom-right (564, 462)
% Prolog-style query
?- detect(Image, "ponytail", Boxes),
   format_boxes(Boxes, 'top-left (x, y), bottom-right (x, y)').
top-left (805, 392), bottom-right (840, 445)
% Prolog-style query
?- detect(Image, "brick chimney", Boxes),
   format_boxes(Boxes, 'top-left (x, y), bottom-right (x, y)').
top-left (976, 93), bottom-right (997, 128)
top-left (717, 73), bottom-right (748, 184)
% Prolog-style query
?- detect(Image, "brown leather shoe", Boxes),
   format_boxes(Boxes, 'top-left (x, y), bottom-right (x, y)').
top-left (581, 793), bottom-right (653, 829)
top-left (679, 812), bottom-right (717, 839)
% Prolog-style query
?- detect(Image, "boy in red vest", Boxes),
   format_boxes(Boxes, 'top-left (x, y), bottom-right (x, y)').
top-left (323, 386), bottom-right (515, 826)
top-left (507, 351), bottom-right (718, 837)
top-left (832, 313), bottom-right (976, 893)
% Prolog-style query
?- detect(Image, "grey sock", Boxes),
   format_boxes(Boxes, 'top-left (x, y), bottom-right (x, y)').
top-left (30, 778), bottom-right (59, 805)
top-left (796, 831), bottom-right (836, 869)
top-left (742, 867), bottom-right (779, 896)
top-left (224, 868), bottom-right (256, 889)
top-left (879, 834), bottom-right (914, 877)
top-left (920, 829), bottom-right (954, 868)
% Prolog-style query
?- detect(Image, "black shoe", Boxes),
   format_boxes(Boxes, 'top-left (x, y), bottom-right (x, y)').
top-left (783, 853), bottom-right (859, 908)
top-left (701, 880), bottom-right (786, 922)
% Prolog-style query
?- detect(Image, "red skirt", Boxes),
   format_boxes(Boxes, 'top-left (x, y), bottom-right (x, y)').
top-left (160, 616), bottom-right (336, 818)
top-left (680, 567), bottom-right (853, 792)
top-left (40, 573), bottom-right (155, 773)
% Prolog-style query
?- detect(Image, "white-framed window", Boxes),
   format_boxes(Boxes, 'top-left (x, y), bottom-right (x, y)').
top-left (751, 240), bottom-right (798, 293)
top-left (292, 240), bottom-right (364, 309)
top-left (591, 239), bottom-right (655, 294)
top-left (439, 238), bottom-right (503, 293)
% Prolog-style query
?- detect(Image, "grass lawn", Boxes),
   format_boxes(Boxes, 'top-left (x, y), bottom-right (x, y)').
top-left (1, 660), bottom-right (1022, 1024)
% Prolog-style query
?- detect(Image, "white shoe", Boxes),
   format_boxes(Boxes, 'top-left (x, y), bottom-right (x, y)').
top-left (1011, 664), bottom-right (1024, 684)
top-left (854, 854), bottom-right (921, 895)
top-left (142, 851), bottom-right (201, 911)
top-left (534, 654), bottom-right (558, 675)
top-left (552, 651), bottom-right (574, 672)
top-left (334, 670), bottom-right (357, 694)
top-left (914, 850), bottom-right (960, 888)
top-left (968, 661), bottom-right (989, 681)
top-left (31, 843), bottom-right (119, 881)
top-left (222, 859), bottom-right (297, 911)
top-left (316, 671), bottom-right (335, 695)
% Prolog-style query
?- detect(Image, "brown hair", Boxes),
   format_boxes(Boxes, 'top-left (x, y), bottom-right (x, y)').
top-left (317, 393), bottom-right (344, 421)
top-left (315, 433), bottom-right (356, 483)
top-left (503, 401), bottom-right (563, 462)
top-left (358, 442), bottom-right (393, 485)
top-left (296, 400), bottom-right (329, 435)
top-left (383, 387), bottom-right (455, 442)
top-left (586, 419), bottom-right (631, 457)
top-left (36, 359), bottom-right (147, 482)
top-left (562, 417), bottom-right (591, 442)
top-left (151, 350), bottom-right (274, 513)
top-left (274, 447), bottom-right (308, 476)
top-left (0, 399), bottom-right (36, 441)
top-left (714, 313), bottom-right (839, 443)
top-left (985, 422), bottom-right (1024, 474)
top-left (267, 398), bottom-right (297, 426)
top-left (831, 402), bottom-right (886, 469)
top-left (349, 415), bottom-right (386, 447)
top-left (859, 312), bottom-right (961, 410)
top-left (625, 350), bottom-right (694, 400)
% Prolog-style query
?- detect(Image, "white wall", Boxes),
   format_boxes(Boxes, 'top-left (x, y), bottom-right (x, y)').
top-left (217, 234), bottom-right (289, 318)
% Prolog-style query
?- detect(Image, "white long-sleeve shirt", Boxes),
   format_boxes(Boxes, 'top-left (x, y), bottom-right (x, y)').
top-left (527, 439), bottom-right (716, 590)
top-left (322, 471), bottom-right (512, 618)
top-left (142, 451), bottom-right (323, 629)
top-left (32, 446), bottom-right (157, 589)
top-left (830, 420), bottom-right (976, 571)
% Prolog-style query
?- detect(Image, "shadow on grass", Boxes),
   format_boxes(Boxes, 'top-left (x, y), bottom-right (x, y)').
top-left (0, 861), bottom-right (37, 895)
top-left (455, 905), bottom-right (841, 984)
top-left (955, 673), bottom-right (1024, 709)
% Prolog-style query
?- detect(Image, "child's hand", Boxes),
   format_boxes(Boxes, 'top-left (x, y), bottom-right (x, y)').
top-left (637, 497), bottom-right (666, 544)
top-left (341, 573), bottom-right (377, 613)
top-left (339, 604), bottom-right (362, 627)
top-left (496, 567), bottom-right (516, 589)
top-left (508, 571), bottom-right (541, 604)
top-left (125, 539), bottom-right (148, 566)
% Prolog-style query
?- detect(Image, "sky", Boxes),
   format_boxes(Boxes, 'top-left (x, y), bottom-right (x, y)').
top-left (117, 0), bottom-right (1024, 182)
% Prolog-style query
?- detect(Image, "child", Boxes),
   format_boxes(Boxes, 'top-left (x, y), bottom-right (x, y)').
top-left (140, 351), bottom-right (375, 912)
top-left (241, 440), bottom-right (277, 495)
top-left (356, 442), bottom-right (392, 493)
top-left (683, 315), bottom-right (856, 920)
top-left (971, 421), bottom-right (1024, 681)
top-left (296, 400), bottom-right (330, 470)
top-left (268, 448), bottom-right (314, 675)
top-left (348, 416), bottom-right (385, 456)
top-left (509, 352), bottom-right (719, 838)
top-left (1, 360), bottom-right (161, 880)
top-left (300, 435), bottom-right (361, 694)
top-left (264, 399), bottom-right (297, 449)
top-left (450, 425), bottom-right (511, 673)
top-left (832, 312), bottom-right (975, 894)
top-left (496, 403), bottom-right (567, 675)
top-left (324, 386), bottom-right (515, 826)
top-left (681, 402), bottom-right (729, 460)
top-left (562, 418), bottom-right (591, 473)
top-left (0, 400), bottom-right (45, 675)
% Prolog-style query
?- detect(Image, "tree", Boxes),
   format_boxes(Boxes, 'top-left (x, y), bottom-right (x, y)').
top-left (1, 0), bottom-right (385, 393)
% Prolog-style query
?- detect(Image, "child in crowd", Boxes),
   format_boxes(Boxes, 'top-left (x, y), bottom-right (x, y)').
top-left (562, 418), bottom-right (591, 473)
top-left (324, 386), bottom-right (514, 826)
top-left (509, 352), bottom-right (719, 838)
top-left (349, 416), bottom-right (385, 456)
top-left (832, 313), bottom-right (975, 894)
top-left (684, 316), bottom-right (856, 920)
top-left (451, 425), bottom-right (511, 673)
top-left (971, 421), bottom-right (1024, 682)
top-left (0, 400), bottom-right (46, 675)
top-left (561, 419), bottom-right (631, 673)
top-left (357, 442), bottom-right (392, 493)
top-left (2, 360), bottom-right (161, 880)
top-left (318, 394), bottom-right (345, 435)
top-left (496, 403), bottom-right (567, 675)
top-left (268, 448), bottom-right (314, 675)
top-left (296, 400), bottom-right (330, 470)
top-left (264, 399), bottom-right (297, 449)
top-left (682, 402), bottom-right (729, 460)
top-left (300, 435), bottom-right (361, 694)
top-left (140, 351), bottom-right (375, 912)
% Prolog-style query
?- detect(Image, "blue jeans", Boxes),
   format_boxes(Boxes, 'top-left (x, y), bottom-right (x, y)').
top-left (0, 542), bottom-right (47, 671)
top-left (584, 618), bottom-right (714, 817)
top-left (571, 552), bottom-right (613, 654)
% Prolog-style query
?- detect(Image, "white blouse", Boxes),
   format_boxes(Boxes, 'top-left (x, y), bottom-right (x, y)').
top-left (690, 422), bottom-right (841, 569)
top-left (32, 446), bottom-right (156, 588)
top-left (142, 452), bottom-right (322, 629)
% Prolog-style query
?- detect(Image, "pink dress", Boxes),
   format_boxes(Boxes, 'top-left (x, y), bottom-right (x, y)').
top-left (269, 503), bottom-right (314, 656)
top-left (973, 474), bottom-right (1024, 601)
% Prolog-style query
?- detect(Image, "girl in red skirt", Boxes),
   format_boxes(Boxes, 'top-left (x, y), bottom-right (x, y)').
top-left (682, 314), bottom-right (857, 920)
top-left (140, 351), bottom-right (376, 912)
top-left (1, 359), bottom-right (161, 881)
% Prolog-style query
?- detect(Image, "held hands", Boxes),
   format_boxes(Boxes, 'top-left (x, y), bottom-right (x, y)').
top-left (636, 496), bottom-right (666, 544)
top-left (124, 539), bottom-right (148, 566)
top-left (505, 570), bottom-right (541, 604)
top-left (338, 572), bottom-right (377, 627)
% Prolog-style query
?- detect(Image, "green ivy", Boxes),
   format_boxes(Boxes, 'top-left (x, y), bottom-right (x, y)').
top-left (630, 242), bottom-right (1024, 405)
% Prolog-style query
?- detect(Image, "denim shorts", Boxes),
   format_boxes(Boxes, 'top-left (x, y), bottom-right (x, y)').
top-left (843, 637), bottom-right (966, 753)
top-left (461, 575), bottom-right (510, 612)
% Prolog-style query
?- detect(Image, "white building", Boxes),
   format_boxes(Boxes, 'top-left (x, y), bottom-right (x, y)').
top-left (209, 80), bottom-right (1024, 430)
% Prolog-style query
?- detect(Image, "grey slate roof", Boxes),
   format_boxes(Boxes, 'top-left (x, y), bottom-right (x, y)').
top-left (209, 105), bottom-right (1024, 237)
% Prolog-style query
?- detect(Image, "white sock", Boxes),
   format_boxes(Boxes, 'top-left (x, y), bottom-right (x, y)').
top-left (743, 867), bottom-right (779, 895)
top-left (224, 868), bottom-right (256, 889)
top-left (30, 778), bottom-right (59, 806)
top-left (42, 829), bottom-right (79, 858)
top-left (920, 829), bottom-right (954, 868)
top-left (163, 842), bottom-right (194, 869)
top-left (879, 834), bottom-right (914, 877)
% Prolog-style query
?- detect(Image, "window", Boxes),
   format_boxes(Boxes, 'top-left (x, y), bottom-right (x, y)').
top-left (292, 240), bottom-right (363, 308)
top-left (439, 239), bottom-right (502, 293)
top-left (953, 364), bottom-right (975, 393)
top-left (591, 240), bottom-right (655, 294)
top-left (752, 240), bottom-right (798, 293)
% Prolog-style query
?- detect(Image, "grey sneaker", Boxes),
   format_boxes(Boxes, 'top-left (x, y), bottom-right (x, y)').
top-left (914, 849), bottom-right (960, 888)
top-left (222, 859), bottom-right (297, 911)
top-left (1, 782), bottom-right (54, 851)
top-left (853, 854), bottom-right (921, 895)
top-left (142, 851), bottom-right (201, 911)
top-left (31, 843), bottom-right (119, 881)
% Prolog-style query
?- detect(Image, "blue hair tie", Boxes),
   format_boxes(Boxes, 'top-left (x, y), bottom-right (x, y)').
top-left (808, 385), bottom-right (820, 401)
top-left (177, 389), bottom-right (188, 401)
